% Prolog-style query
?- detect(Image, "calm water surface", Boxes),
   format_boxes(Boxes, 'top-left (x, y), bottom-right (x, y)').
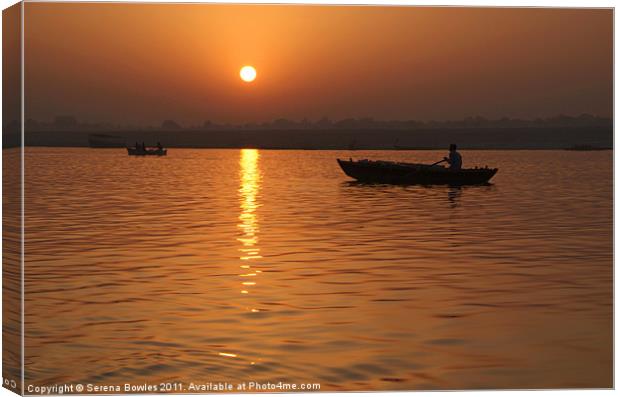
top-left (23, 148), bottom-right (612, 390)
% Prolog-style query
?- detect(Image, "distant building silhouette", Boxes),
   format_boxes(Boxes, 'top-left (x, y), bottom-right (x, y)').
top-left (53, 116), bottom-right (78, 129)
top-left (161, 120), bottom-right (181, 130)
top-left (19, 113), bottom-right (613, 134)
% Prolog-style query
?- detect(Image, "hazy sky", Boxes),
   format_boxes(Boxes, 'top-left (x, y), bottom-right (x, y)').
top-left (24, 4), bottom-right (612, 126)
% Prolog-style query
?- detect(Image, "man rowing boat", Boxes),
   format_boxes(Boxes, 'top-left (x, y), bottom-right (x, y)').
top-left (444, 143), bottom-right (462, 170)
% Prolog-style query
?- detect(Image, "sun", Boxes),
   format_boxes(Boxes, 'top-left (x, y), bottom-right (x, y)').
top-left (240, 66), bottom-right (257, 83)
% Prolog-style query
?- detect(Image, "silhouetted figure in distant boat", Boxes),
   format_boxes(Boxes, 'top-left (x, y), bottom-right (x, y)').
top-left (142, 142), bottom-right (146, 151)
top-left (444, 143), bottom-right (462, 170)
top-left (157, 142), bottom-right (163, 150)
top-left (135, 142), bottom-right (139, 150)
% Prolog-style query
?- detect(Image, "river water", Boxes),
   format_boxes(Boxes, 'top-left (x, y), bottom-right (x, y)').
top-left (22, 148), bottom-right (612, 390)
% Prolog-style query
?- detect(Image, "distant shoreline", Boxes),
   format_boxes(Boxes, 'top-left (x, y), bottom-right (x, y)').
top-left (7, 146), bottom-right (613, 151)
top-left (2, 126), bottom-right (613, 150)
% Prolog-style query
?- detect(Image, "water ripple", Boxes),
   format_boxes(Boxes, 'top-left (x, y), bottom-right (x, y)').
top-left (22, 148), bottom-right (611, 389)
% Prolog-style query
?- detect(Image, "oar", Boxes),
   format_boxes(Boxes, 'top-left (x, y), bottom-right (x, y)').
top-left (429, 159), bottom-right (447, 167)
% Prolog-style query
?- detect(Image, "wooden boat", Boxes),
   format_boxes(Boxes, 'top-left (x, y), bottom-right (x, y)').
top-left (337, 159), bottom-right (497, 185)
top-left (127, 147), bottom-right (167, 156)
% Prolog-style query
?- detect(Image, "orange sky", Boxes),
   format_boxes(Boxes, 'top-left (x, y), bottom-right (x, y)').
top-left (24, 4), bottom-right (612, 125)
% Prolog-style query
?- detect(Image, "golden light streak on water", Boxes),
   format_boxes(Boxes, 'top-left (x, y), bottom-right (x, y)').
top-left (237, 149), bottom-right (262, 304)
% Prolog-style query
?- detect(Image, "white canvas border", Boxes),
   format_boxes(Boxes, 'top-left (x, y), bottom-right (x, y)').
top-left (0, 1), bottom-right (615, 396)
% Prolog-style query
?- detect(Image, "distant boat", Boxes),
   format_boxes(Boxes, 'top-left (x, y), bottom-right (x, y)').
top-left (337, 158), bottom-right (497, 185)
top-left (88, 133), bottom-right (126, 148)
top-left (127, 147), bottom-right (167, 156)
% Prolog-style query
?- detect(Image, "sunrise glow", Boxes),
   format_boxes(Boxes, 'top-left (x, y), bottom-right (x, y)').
top-left (240, 66), bottom-right (256, 83)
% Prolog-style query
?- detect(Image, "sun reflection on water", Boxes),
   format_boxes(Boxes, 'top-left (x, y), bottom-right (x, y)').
top-left (237, 149), bottom-right (262, 301)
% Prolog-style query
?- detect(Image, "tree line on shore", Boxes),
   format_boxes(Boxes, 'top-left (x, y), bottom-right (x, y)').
top-left (5, 113), bottom-right (612, 133)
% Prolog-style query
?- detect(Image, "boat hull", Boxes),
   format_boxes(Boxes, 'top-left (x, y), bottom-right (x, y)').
top-left (127, 148), bottom-right (167, 156)
top-left (337, 159), bottom-right (497, 186)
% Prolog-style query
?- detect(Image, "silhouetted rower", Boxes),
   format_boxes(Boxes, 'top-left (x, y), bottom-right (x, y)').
top-left (444, 143), bottom-right (462, 170)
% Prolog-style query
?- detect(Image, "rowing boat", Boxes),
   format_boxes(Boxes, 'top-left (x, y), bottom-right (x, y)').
top-left (127, 147), bottom-right (167, 156)
top-left (337, 159), bottom-right (497, 185)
